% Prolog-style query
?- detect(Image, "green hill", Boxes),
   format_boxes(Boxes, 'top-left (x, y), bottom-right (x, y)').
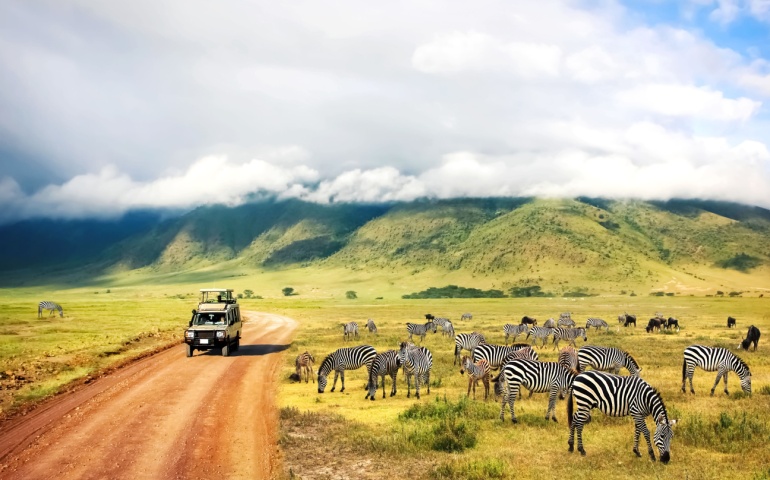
top-left (2, 197), bottom-right (768, 294)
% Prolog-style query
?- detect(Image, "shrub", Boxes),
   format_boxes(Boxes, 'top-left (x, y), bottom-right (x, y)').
top-left (430, 416), bottom-right (477, 452)
top-left (282, 287), bottom-right (295, 296)
top-left (345, 290), bottom-right (357, 299)
top-left (431, 459), bottom-right (508, 480)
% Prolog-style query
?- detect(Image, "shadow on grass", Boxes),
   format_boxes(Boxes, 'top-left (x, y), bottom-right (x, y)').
top-left (193, 344), bottom-right (291, 357)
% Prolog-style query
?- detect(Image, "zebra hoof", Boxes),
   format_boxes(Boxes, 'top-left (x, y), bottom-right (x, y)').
top-left (724, 390), bottom-right (729, 396)
top-left (416, 394), bottom-right (421, 399)
top-left (331, 387), bottom-right (336, 392)
top-left (578, 448), bottom-right (586, 456)
top-left (511, 418), bottom-right (518, 424)
top-left (370, 397), bottom-right (375, 402)
top-left (551, 417), bottom-right (558, 423)
top-left (568, 442), bottom-right (574, 452)
top-left (633, 448), bottom-right (641, 457)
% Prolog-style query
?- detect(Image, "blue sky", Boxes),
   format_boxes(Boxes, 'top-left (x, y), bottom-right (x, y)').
top-left (1, 0), bottom-right (769, 224)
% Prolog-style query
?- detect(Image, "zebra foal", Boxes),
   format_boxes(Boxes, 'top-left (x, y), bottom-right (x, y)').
top-left (460, 356), bottom-right (491, 400)
top-left (568, 370), bottom-right (677, 462)
top-left (295, 351), bottom-right (315, 383)
top-left (366, 318), bottom-right (378, 335)
top-left (682, 345), bottom-right (751, 395)
top-left (317, 345), bottom-right (377, 393)
top-left (342, 322), bottom-right (359, 341)
top-left (38, 301), bottom-right (63, 318)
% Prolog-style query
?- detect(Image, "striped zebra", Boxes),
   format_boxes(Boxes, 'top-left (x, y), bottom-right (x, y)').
top-left (38, 301), bottom-right (63, 318)
top-left (558, 346), bottom-right (579, 371)
top-left (503, 324), bottom-right (530, 345)
top-left (431, 317), bottom-right (452, 334)
top-left (542, 318), bottom-right (556, 329)
top-left (454, 332), bottom-right (487, 365)
top-left (343, 322), bottom-right (359, 341)
top-left (442, 321), bottom-right (455, 338)
top-left (681, 345), bottom-right (752, 395)
top-left (366, 350), bottom-right (401, 400)
top-left (473, 343), bottom-right (532, 370)
top-left (460, 356), bottom-right (491, 400)
top-left (317, 345), bottom-right (377, 393)
top-left (461, 312), bottom-right (473, 321)
top-left (399, 341), bottom-right (433, 399)
top-left (406, 321), bottom-right (437, 342)
top-left (558, 316), bottom-right (576, 327)
top-left (578, 346), bottom-right (641, 377)
top-left (526, 326), bottom-right (554, 347)
top-left (585, 318), bottom-right (609, 331)
top-left (552, 327), bottom-right (587, 349)
top-left (568, 370), bottom-right (677, 462)
top-left (493, 359), bottom-right (577, 423)
top-left (617, 314), bottom-right (626, 324)
top-left (294, 351), bottom-right (315, 383)
top-left (366, 318), bottom-right (378, 335)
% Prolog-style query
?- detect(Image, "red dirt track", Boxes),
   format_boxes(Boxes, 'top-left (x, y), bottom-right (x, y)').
top-left (0, 312), bottom-right (297, 480)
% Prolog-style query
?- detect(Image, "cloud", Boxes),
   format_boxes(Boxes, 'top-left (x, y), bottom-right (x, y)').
top-left (616, 84), bottom-right (761, 121)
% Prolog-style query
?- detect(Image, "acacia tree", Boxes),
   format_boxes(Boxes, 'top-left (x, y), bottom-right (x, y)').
top-left (345, 291), bottom-right (357, 299)
top-left (282, 287), bottom-right (295, 296)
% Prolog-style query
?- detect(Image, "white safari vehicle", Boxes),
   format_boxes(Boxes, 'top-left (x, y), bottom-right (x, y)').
top-left (184, 288), bottom-right (242, 357)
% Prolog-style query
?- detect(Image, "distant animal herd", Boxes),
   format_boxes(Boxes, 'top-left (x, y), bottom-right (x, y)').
top-left (294, 311), bottom-right (762, 464)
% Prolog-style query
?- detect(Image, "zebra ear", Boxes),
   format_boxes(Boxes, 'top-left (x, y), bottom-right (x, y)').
top-left (656, 414), bottom-right (665, 424)
top-left (669, 419), bottom-right (678, 426)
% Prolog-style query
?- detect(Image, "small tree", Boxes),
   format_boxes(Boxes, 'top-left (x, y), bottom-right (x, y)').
top-left (243, 289), bottom-right (254, 298)
top-left (345, 290), bottom-right (357, 299)
top-left (282, 287), bottom-right (295, 296)
top-left (237, 293), bottom-right (243, 299)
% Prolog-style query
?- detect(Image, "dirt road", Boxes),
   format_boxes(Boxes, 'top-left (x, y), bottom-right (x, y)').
top-left (0, 312), bottom-right (297, 480)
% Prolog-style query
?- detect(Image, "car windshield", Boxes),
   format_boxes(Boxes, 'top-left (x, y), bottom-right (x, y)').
top-left (195, 313), bottom-right (226, 325)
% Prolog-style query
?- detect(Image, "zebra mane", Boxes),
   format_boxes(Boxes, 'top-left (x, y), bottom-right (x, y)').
top-left (625, 351), bottom-right (640, 369)
top-left (731, 352), bottom-right (751, 375)
top-left (648, 385), bottom-right (669, 421)
top-left (318, 354), bottom-right (335, 375)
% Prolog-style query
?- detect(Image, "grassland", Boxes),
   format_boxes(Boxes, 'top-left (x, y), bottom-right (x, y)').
top-left (1, 280), bottom-right (769, 479)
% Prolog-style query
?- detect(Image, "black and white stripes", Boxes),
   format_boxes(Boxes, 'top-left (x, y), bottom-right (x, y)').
top-left (682, 345), bottom-right (752, 395)
top-left (317, 345), bottom-right (377, 393)
top-left (343, 322), bottom-right (359, 341)
top-left (399, 341), bottom-right (433, 399)
top-left (578, 346), bottom-right (641, 377)
top-left (493, 359), bottom-right (576, 423)
top-left (406, 321), bottom-right (437, 342)
top-left (38, 301), bottom-right (63, 318)
top-left (366, 350), bottom-right (401, 400)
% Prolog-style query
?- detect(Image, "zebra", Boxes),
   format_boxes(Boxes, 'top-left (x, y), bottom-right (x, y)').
top-left (454, 332), bottom-right (487, 365)
top-left (503, 323), bottom-right (529, 345)
top-left (406, 321), bottom-right (437, 342)
top-left (431, 317), bottom-right (452, 334)
top-left (578, 345), bottom-right (641, 377)
top-left (461, 312), bottom-right (473, 321)
top-left (473, 343), bottom-right (531, 370)
top-left (552, 327), bottom-right (587, 349)
top-left (38, 301), bottom-right (63, 318)
top-left (343, 322), bottom-right (359, 341)
top-left (399, 341), bottom-right (433, 399)
top-left (366, 318), bottom-right (378, 335)
top-left (558, 316), bottom-right (576, 327)
top-left (558, 346), bottom-right (579, 371)
top-left (617, 314), bottom-right (626, 325)
top-left (366, 350), bottom-right (401, 400)
top-left (295, 351), bottom-right (315, 383)
top-left (317, 345), bottom-right (377, 394)
top-left (542, 318), bottom-right (556, 329)
top-left (526, 326), bottom-right (554, 347)
top-left (443, 321), bottom-right (455, 338)
top-left (460, 356), bottom-right (491, 400)
top-left (568, 370), bottom-right (677, 462)
top-left (492, 359), bottom-right (577, 423)
top-left (585, 318), bottom-right (609, 331)
top-left (681, 345), bottom-right (752, 396)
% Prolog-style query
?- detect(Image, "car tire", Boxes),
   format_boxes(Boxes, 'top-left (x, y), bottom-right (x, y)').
top-left (222, 343), bottom-right (230, 357)
top-left (186, 344), bottom-right (194, 358)
top-left (234, 337), bottom-right (240, 351)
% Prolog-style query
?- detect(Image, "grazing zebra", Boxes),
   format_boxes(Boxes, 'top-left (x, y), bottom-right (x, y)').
top-left (493, 359), bottom-right (577, 423)
top-left (317, 345), bottom-right (377, 394)
top-left (460, 356), bottom-right (491, 400)
top-left (568, 370), bottom-right (676, 462)
top-left (38, 301), bottom-right (63, 318)
top-left (473, 343), bottom-right (531, 370)
top-left (343, 322), bottom-right (359, 341)
top-left (542, 318), bottom-right (556, 329)
top-left (552, 327), bottom-right (587, 349)
top-left (442, 321), bottom-right (455, 338)
top-left (295, 351), bottom-right (315, 383)
top-left (558, 346), bottom-right (578, 371)
top-left (399, 341), bottom-right (433, 399)
top-left (431, 317), bottom-right (452, 334)
top-left (503, 323), bottom-right (530, 345)
top-left (366, 350), bottom-right (401, 400)
top-left (585, 318), bottom-right (609, 331)
top-left (454, 332), bottom-right (487, 365)
top-left (526, 326), bottom-right (555, 347)
top-left (617, 314), bottom-right (626, 324)
top-left (558, 316), bottom-right (576, 327)
top-left (578, 345), bottom-right (641, 377)
top-left (461, 312), bottom-right (473, 321)
top-left (366, 318), bottom-right (378, 335)
top-left (405, 321), bottom-right (437, 342)
top-left (682, 345), bottom-right (751, 395)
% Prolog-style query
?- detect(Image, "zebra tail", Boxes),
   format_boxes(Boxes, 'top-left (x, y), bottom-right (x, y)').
top-left (567, 390), bottom-right (574, 429)
top-left (490, 372), bottom-right (501, 384)
top-left (681, 356), bottom-right (686, 382)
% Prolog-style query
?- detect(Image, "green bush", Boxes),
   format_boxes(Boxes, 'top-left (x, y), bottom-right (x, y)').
top-left (431, 459), bottom-right (508, 480)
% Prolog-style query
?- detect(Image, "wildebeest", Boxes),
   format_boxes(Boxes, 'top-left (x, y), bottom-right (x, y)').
top-left (646, 318), bottom-right (663, 333)
top-left (521, 316), bottom-right (538, 326)
top-left (623, 314), bottom-right (637, 328)
top-left (739, 326), bottom-right (760, 351)
top-left (425, 313), bottom-right (435, 320)
top-left (727, 316), bottom-right (736, 328)
top-left (665, 317), bottom-right (680, 332)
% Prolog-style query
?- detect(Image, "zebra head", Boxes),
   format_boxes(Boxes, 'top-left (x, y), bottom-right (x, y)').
top-left (317, 373), bottom-right (328, 393)
top-left (653, 414), bottom-right (677, 463)
top-left (740, 374), bottom-right (752, 394)
top-left (459, 355), bottom-right (470, 375)
top-left (398, 341), bottom-right (411, 365)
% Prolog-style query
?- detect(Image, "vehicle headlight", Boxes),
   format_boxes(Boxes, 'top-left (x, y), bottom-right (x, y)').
top-left (216, 330), bottom-right (226, 339)
top-left (185, 330), bottom-right (194, 339)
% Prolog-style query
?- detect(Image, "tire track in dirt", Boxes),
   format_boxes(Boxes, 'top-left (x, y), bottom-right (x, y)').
top-left (0, 312), bottom-right (297, 480)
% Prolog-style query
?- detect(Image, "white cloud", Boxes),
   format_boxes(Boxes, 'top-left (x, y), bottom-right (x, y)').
top-left (616, 84), bottom-right (761, 121)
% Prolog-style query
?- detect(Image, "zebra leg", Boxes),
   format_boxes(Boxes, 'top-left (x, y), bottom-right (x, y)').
top-left (467, 377), bottom-right (473, 398)
top-left (425, 370), bottom-right (431, 395)
top-left (483, 376), bottom-right (489, 401)
top-left (389, 372), bottom-right (397, 397)
top-left (546, 387), bottom-right (558, 422)
top-left (633, 417), bottom-right (655, 460)
top-left (574, 410), bottom-right (589, 455)
top-left (722, 370), bottom-right (729, 395)
top-left (711, 368), bottom-right (726, 396)
top-left (340, 371), bottom-right (346, 393)
top-left (509, 384), bottom-right (519, 423)
top-left (415, 375), bottom-right (421, 399)
top-left (330, 371), bottom-right (339, 392)
top-left (406, 373), bottom-right (412, 398)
